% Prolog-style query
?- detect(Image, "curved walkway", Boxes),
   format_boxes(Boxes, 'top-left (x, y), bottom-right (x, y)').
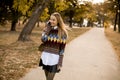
top-left (20, 27), bottom-right (120, 80)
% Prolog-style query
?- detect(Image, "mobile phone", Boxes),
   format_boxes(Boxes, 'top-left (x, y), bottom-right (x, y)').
top-left (48, 21), bottom-right (51, 26)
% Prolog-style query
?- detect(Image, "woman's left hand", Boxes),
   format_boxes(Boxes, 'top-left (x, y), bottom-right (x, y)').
top-left (57, 66), bottom-right (61, 72)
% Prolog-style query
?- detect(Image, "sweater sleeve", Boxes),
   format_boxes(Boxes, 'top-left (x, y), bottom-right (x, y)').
top-left (58, 55), bottom-right (64, 67)
top-left (58, 35), bottom-right (67, 67)
top-left (41, 24), bottom-right (51, 42)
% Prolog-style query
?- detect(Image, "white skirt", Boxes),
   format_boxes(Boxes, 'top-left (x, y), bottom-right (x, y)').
top-left (41, 51), bottom-right (59, 66)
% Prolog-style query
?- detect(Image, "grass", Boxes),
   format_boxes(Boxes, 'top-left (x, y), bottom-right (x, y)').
top-left (105, 28), bottom-right (120, 61)
top-left (0, 24), bottom-right (91, 80)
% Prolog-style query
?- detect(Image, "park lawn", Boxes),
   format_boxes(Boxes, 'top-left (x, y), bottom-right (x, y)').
top-left (0, 25), bottom-right (91, 80)
top-left (105, 28), bottom-right (120, 61)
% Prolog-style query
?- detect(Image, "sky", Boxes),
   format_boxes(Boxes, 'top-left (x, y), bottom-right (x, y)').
top-left (92, 0), bottom-right (104, 4)
top-left (79, 0), bottom-right (105, 4)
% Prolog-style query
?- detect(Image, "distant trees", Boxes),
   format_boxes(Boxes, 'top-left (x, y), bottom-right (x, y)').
top-left (0, 0), bottom-right (94, 29)
top-left (0, 0), bottom-right (95, 41)
top-left (0, 0), bottom-right (37, 31)
top-left (103, 0), bottom-right (120, 32)
top-left (0, 0), bottom-right (19, 31)
top-left (0, 0), bottom-right (13, 24)
top-left (2, 0), bottom-right (119, 42)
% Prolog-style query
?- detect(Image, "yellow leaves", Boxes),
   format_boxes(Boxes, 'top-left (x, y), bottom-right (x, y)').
top-left (19, 5), bottom-right (29, 15)
top-left (13, 0), bottom-right (34, 15)
top-left (12, 0), bottom-right (19, 10)
top-left (44, 8), bottom-right (49, 13)
top-left (40, 8), bottom-right (50, 21)
top-left (55, 1), bottom-right (68, 12)
top-left (55, 0), bottom-right (63, 2)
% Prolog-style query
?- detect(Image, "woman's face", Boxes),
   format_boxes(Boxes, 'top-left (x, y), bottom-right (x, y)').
top-left (49, 15), bottom-right (58, 27)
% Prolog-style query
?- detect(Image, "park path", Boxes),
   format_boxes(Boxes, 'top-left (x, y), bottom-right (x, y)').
top-left (20, 27), bottom-right (120, 80)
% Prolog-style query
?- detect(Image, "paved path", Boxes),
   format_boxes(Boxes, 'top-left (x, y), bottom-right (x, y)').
top-left (20, 27), bottom-right (120, 80)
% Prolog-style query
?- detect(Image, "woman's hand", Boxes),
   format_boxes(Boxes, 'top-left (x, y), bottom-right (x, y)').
top-left (57, 66), bottom-right (61, 72)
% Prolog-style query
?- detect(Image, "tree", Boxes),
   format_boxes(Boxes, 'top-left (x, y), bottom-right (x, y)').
top-left (18, 0), bottom-right (51, 41)
top-left (0, 0), bottom-right (35, 31)
top-left (64, 0), bottom-right (77, 27)
top-left (114, 7), bottom-right (118, 31)
top-left (63, 0), bottom-right (94, 27)
top-left (104, 0), bottom-right (120, 32)
top-left (10, 9), bottom-right (22, 31)
top-left (118, 0), bottom-right (120, 33)
top-left (74, 2), bottom-right (94, 27)
top-left (0, 0), bottom-right (13, 25)
top-left (11, 0), bottom-right (36, 31)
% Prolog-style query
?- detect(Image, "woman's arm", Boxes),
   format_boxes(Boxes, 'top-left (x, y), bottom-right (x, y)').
top-left (58, 35), bottom-right (67, 67)
top-left (41, 23), bottom-right (51, 42)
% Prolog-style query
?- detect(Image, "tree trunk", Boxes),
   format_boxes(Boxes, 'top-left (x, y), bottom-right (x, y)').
top-left (118, 0), bottom-right (120, 33)
top-left (69, 16), bottom-right (72, 28)
top-left (10, 9), bottom-right (20, 31)
top-left (69, 10), bottom-right (74, 28)
top-left (114, 9), bottom-right (118, 31)
top-left (118, 13), bottom-right (120, 33)
top-left (18, 0), bottom-right (50, 41)
top-left (11, 20), bottom-right (17, 31)
top-left (79, 18), bottom-right (83, 27)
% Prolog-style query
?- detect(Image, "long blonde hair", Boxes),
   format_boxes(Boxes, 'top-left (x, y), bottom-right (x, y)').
top-left (52, 12), bottom-right (68, 39)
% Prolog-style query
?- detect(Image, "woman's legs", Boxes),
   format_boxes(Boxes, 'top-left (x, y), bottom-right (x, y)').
top-left (43, 64), bottom-right (57, 80)
top-left (44, 70), bottom-right (56, 80)
top-left (46, 72), bottom-right (56, 80)
top-left (44, 70), bottom-right (48, 79)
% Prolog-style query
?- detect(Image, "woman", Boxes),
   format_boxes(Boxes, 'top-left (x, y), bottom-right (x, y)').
top-left (39, 12), bottom-right (68, 80)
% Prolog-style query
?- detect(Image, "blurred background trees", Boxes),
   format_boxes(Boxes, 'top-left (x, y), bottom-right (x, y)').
top-left (0, 0), bottom-right (119, 41)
